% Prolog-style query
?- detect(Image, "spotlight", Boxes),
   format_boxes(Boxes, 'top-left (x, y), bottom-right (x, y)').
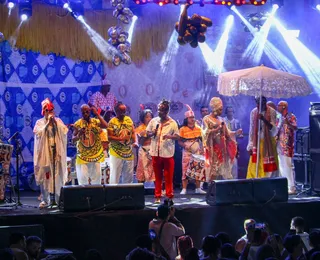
top-left (273, 3), bottom-right (279, 9)
top-left (317, 4), bottom-right (320, 11)
top-left (230, 5), bottom-right (236, 10)
top-left (271, 0), bottom-right (283, 8)
top-left (7, 1), bottom-right (15, 9)
top-left (173, 0), bottom-right (179, 4)
top-left (158, 1), bottom-right (163, 5)
top-left (63, 2), bottom-right (69, 8)
top-left (19, 0), bottom-right (32, 21)
top-left (187, 0), bottom-right (193, 4)
top-left (21, 14), bottom-right (28, 21)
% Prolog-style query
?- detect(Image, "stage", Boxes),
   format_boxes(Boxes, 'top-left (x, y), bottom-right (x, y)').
top-left (0, 191), bottom-right (320, 260)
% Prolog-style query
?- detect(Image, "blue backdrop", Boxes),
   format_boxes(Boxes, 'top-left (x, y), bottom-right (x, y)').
top-left (0, 40), bottom-right (104, 190)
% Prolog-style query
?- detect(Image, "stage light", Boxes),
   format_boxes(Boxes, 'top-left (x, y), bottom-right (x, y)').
top-left (63, 3), bottom-right (69, 9)
top-left (135, 0), bottom-right (140, 4)
top-left (317, 4), bottom-right (320, 11)
top-left (187, 0), bottom-right (193, 4)
top-left (273, 3), bottom-right (279, 9)
top-left (271, 0), bottom-right (283, 8)
top-left (173, 0), bottom-right (179, 4)
top-left (7, 1), bottom-right (15, 9)
top-left (21, 14), bottom-right (28, 21)
top-left (159, 1), bottom-right (163, 6)
top-left (274, 19), bottom-right (320, 91)
top-left (231, 5), bottom-right (236, 10)
top-left (222, 1), bottom-right (226, 4)
top-left (19, 0), bottom-right (32, 21)
top-left (227, 1), bottom-right (232, 6)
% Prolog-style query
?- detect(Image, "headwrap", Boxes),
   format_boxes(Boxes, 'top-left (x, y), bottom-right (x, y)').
top-left (184, 104), bottom-right (195, 118)
top-left (209, 97), bottom-right (223, 112)
top-left (278, 100), bottom-right (288, 108)
top-left (41, 98), bottom-right (54, 116)
top-left (101, 74), bottom-right (111, 86)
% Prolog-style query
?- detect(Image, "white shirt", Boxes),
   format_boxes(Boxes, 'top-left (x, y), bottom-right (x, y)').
top-left (146, 117), bottom-right (179, 158)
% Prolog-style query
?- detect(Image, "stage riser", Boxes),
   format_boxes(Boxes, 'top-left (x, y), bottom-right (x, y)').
top-left (1, 200), bottom-right (320, 260)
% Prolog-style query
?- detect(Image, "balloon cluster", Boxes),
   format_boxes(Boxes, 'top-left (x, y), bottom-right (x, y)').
top-left (175, 4), bottom-right (212, 48)
top-left (111, 0), bottom-right (134, 24)
top-left (108, 26), bottom-right (132, 66)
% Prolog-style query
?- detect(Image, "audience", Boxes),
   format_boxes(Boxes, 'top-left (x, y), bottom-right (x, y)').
top-left (255, 244), bottom-right (276, 260)
top-left (185, 248), bottom-right (200, 260)
top-left (220, 243), bottom-right (238, 259)
top-left (215, 232), bottom-right (232, 246)
top-left (149, 201), bottom-right (185, 260)
top-left (26, 236), bottom-right (42, 260)
top-left (200, 235), bottom-right (221, 260)
top-left (306, 231), bottom-right (320, 260)
top-left (84, 249), bottom-right (103, 260)
top-left (236, 219), bottom-right (256, 253)
top-left (283, 234), bottom-right (304, 260)
top-left (176, 236), bottom-right (193, 260)
top-left (0, 248), bottom-right (15, 260)
top-left (290, 217), bottom-right (311, 252)
top-left (9, 233), bottom-right (28, 260)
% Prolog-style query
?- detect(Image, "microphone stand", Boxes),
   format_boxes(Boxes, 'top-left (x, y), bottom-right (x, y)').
top-left (12, 133), bottom-right (23, 206)
top-left (48, 119), bottom-right (58, 208)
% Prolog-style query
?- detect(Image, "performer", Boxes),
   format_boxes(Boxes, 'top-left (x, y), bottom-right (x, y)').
top-left (247, 96), bottom-right (278, 179)
top-left (178, 105), bottom-right (206, 195)
top-left (202, 97), bottom-right (239, 181)
top-left (147, 99), bottom-right (179, 203)
top-left (197, 105), bottom-right (210, 127)
top-left (277, 101), bottom-right (297, 194)
top-left (89, 75), bottom-right (117, 122)
top-left (223, 105), bottom-right (242, 179)
top-left (33, 98), bottom-right (68, 208)
top-left (108, 102), bottom-right (137, 184)
top-left (73, 104), bottom-right (108, 185)
top-left (135, 108), bottom-right (155, 183)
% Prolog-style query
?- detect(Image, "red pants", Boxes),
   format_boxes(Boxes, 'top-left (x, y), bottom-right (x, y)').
top-left (152, 156), bottom-right (175, 199)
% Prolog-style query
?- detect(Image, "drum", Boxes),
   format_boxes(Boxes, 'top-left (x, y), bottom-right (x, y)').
top-left (186, 154), bottom-right (206, 182)
top-left (0, 143), bottom-right (13, 201)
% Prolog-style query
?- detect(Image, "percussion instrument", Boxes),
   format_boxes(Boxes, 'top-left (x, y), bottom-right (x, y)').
top-left (101, 157), bottom-right (110, 185)
top-left (0, 143), bottom-right (13, 201)
top-left (186, 154), bottom-right (206, 182)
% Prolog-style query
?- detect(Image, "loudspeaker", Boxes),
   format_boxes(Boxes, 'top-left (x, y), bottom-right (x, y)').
top-left (206, 177), bottom-right (288, 206)
top-left (206, 179), bottom-right (254, 205)
top-left (60, 185), bottom-right (105, 212)
top-left (309, 103), bottom-right (320, 161)
top-left (104, 183), bottom-right (145, 210)
top-left (253, 177), bottom-right (288, 203)
top-left (0, 224), bottom-right (45, 249)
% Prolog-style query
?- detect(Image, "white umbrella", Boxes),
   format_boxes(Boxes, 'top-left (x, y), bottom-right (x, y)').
top-left (217, 65), bottom-right (312, 177)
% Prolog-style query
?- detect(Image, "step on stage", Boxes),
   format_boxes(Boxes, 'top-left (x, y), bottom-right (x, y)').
top-left (0, 187), bottom-right (320, 260)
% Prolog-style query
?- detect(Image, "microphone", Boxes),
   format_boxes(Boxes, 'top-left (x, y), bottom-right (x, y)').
top-left (154, 124), bottom-right (159, 139)
top-left (8, 132), bottom-right (19, 143)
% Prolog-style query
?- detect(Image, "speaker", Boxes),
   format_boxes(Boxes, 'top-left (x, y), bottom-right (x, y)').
top-left (309, 103), bottom-right (320, 161)
top-left (60, 185), bottom-right (105, 212)
top-left (253, 177), bottom-right (288, 203)
top-left (206, 179), bottom-right (254, 205)
top-left (0, 224), bottom-right (45, 249)
top-left (104, 183), bottom-right (145, 210)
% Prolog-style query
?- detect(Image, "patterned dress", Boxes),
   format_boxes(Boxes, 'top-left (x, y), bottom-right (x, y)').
top-left (202, 115), bottom-right (237, 181)
top-left (179, 125), bottom-right (204, 181)
top-left (135, 124), bottom-right (155, 182)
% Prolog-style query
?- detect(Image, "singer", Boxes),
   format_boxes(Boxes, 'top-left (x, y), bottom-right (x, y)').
top-left (202, 97), bottom-right (238, 181)
top-left (246, 96), bottom-right (278, 179)
top-left (146, 99), bottom-right (179, 203)
top-left (277, 101), bottom-right (297, 194)
top-left (73, 104), bottom-right (108, 185)
top-left (33, 98), bottom-right (68, 208)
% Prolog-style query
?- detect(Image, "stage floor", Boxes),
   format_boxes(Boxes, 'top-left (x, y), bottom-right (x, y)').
top-left (1, 191), bottom-right (320, 260)
top-left (1, 190), bottom-right (320, 215)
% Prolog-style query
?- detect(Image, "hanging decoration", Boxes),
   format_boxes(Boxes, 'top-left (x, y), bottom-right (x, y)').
top-left (107, 26), bottom-right (132, 66)
top-left (111, 0), bottom-right (134, 24)
top-left (175, 4), bottom-right (212, 48)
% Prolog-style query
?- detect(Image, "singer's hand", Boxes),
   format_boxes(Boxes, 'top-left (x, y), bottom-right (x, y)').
top-left (91, 107), bottom-right (98, 116)
top-left (163, 134), bottom-right (172, 140)
top-left (236, 128), bottom-right (243, 137)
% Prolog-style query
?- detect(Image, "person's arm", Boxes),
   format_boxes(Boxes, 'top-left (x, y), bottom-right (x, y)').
top-left (247, 110), bottom-right (254, 153)
top-left (91, 107), bottom-right (108, 129)
top-left (107, 128), bottom-right (126, 142)
top-left (286, 114), bottom-right (298, 131)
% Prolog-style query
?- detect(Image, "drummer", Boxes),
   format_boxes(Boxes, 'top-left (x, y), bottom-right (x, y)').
top-left (178, 105), bottom-right (206, 195)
